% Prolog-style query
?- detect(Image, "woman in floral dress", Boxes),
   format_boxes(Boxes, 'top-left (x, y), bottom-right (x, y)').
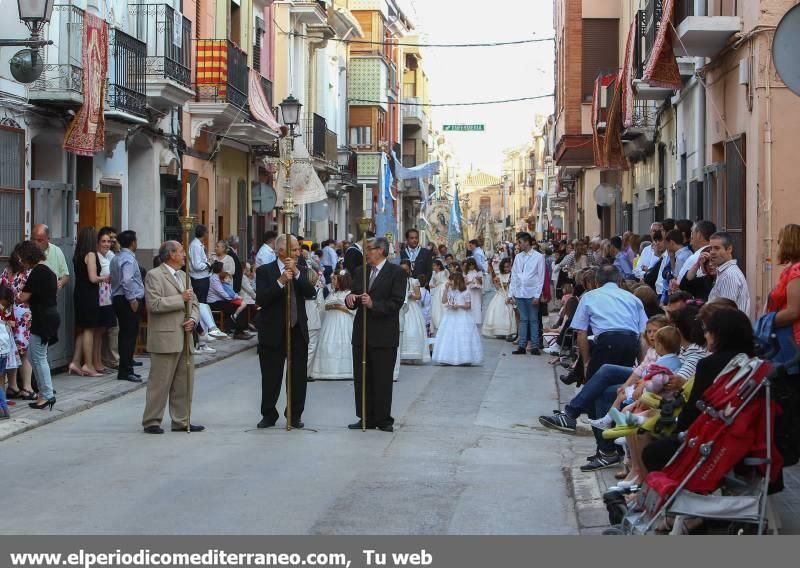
top-left (0, 244), bottom-right (34, 399)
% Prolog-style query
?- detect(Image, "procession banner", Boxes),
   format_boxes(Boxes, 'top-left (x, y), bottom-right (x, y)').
top-left (64, 12), bottom-right (108, 156)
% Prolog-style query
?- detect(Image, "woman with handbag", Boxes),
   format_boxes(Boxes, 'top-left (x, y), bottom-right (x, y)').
top-left (68, 227), bottom-right (110, 377)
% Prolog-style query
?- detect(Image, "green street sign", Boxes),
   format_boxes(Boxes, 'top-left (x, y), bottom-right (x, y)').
top-left (443, 124), bottom-right (485, 132)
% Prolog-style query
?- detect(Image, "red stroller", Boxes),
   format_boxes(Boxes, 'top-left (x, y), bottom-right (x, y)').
top-left (618, 353), bottom-right (789, 535)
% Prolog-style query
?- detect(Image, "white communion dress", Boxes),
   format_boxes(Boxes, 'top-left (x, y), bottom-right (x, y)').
top-left (401, 278), bottom-right (430, 362)
top-left (309, 290), bottom-right (356, 379)
top-left (465, 270), bottom-right (483, 325)
top-left (432, 289), bottom-right (484, 366)
top-left (429, 269), bottom-right (449, 334)
top-left (481, 273), bottom-right (517, 337)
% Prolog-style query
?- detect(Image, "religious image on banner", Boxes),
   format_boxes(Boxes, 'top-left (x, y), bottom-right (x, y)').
top-left (64, 12), bottom-right (108, 156)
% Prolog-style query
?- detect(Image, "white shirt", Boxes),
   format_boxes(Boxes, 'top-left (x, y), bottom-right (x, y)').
top-left (276, 257), bottom-right (302, 288)
top-left (633, 244), bottom-right (656, 279)
top-left (256, 243), bottom-right (276, 269)
top-left (509, 249), bottom-right (545, 300)
top-left (370, 259), bottom-right (388, 280)
top-left (164, 263), bottom-right (182, 288)
top-left (677, 245), bottom-right (709, 282)
top-left (188, 238), bottom-right (210, 279)
top-left (709, 259), bottom-right (751, 317)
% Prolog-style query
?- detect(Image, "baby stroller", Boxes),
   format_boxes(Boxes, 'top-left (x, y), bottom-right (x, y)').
top-left (608, 350), bottom-right (795, 535)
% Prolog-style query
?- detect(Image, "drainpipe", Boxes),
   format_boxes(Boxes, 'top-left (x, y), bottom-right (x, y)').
top-left (694, 0), bottom-right (706, 220)
top-left (763, 47), bottom-right (774, 315)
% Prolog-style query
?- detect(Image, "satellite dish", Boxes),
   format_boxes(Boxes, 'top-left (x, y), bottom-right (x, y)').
top-left (773, 4), bottom-right (800, 97)
top-left (10, 49), bottom-right (44, 84)
top-left (593, 183), bottom-right (617, 207)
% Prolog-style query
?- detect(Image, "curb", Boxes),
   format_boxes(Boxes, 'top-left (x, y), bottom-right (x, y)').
top-left (0, 338), bottom-right (258, 443)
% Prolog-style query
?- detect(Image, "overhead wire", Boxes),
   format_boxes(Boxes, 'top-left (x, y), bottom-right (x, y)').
top-left (286, 31), bottom-right (555, 48)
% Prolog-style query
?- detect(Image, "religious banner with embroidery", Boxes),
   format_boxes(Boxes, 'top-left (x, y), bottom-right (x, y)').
top-left (642, 0), bottom-right (682, 90)
top-left (64, 12), bottom-right (108, 156)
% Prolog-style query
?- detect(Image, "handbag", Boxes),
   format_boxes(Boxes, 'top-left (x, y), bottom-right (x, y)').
top-left (754, 311), bottom-right (799, 372)
top-left (98, 281), bottom-right (112, 307)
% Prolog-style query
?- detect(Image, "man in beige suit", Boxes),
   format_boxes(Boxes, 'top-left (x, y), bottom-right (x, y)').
top-left (142, 241), bottom-right (203, 434)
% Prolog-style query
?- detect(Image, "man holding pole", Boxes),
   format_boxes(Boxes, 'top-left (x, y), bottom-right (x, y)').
top-left (141, 241), bottom-right (202, 434)
top-left (345, 237), bottom-right (408, 432)
top-left (255, 235), bottom-right (316, 429)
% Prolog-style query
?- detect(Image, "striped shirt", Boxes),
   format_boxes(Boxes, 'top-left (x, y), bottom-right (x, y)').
top-left (708, 259), bottom-right (751, 317)
top-left (676, 343), bottom-right (708, 380)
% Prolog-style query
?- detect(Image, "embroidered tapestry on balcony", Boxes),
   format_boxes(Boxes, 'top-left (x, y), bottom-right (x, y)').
top-left (196, 40), bottom-right (228, 98)
top-left (64, 12), bottom-right (108, 156)
top-left (603, 70), bottom-right (628, 171)
top-left (248, 70), bottom-right (281, 132)
top-left (642, 0), bottom-right (681, 90)
top-left (622, 20), bottom-right (636, 129)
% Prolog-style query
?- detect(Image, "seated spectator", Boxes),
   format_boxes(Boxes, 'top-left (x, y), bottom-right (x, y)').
top-left (642, 304), bottom-right (753, 474)
top-left (207, 261), bottom-right (251, 340)
top-left (634, 285), bottom-right (663, 318)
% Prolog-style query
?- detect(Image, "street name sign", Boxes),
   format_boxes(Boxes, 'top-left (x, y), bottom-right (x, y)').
top-left (443, 124), bottom-right (485, 132)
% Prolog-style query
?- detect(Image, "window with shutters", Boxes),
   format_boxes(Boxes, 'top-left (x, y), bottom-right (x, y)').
top-left (253, 16), bottom-right (264, 73)
top-left (581, 19), bottom-right (620, 102)
top-left (724, 136), bottom-right (746, 271)
top-left (0, 126), bottom-right (25, 258)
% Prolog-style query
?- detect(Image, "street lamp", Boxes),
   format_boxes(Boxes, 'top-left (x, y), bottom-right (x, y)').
top-left (3, 0), bottom-right (56, 84)
top-left (18, 0), bottom-right (55, 37)
top-left (279, 94), bottom-right (302, 134)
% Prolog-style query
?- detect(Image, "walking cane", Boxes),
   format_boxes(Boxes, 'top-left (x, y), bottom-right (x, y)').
top-left (358, 218), bottom-right (371, 432)
top-left (180, 215), bottom-right (195, 434)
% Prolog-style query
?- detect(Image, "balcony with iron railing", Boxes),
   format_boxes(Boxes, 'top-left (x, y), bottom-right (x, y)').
top-left (672, 0), bottom-right (742, 57)
top-left (127, 3), bottom-right (193, 108)
top-left (402, 97), bottom-right (425, 128)
top-left (107, 28), bottom-right (148, 119)
top-left (303, 113), bottom-right (338, 165)
top-left (634, 0), bottom-right (664, 81)
top-left (260, 74), bottom-right (274, 109)
top-left (194, 40), bottom-right (249, 109)
top-left (291, 0), bottom-right (328, 26)
top-left (28, 4), bottom-right (85, 106)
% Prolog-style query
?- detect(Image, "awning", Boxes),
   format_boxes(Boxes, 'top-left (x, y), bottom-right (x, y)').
top-left (248, 69), bottom-right (281, 133)
top-left (274, 138), bottom-right (327, 206)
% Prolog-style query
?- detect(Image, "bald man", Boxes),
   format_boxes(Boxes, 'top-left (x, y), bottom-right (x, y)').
top-left (32, 224), bottom-right (69, 289)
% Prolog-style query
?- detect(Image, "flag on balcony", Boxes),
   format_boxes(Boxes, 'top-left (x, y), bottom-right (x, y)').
top-left (248, 70), bottom-right (281, 132)
top-left (64, 12), bottom-right (108, 156)
top-left (196, 40), bottom-right (228, 98)
top-left (642, 0), bottom-right (682, 90)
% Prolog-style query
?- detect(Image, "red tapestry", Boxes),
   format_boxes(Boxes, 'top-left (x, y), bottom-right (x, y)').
top-left (591, 75), bottom-right (604, 167)
top-left (642, 0), bottom-right (682, 90)
top-left (621, 21), bottom-right (636, 129)
top-left (64, 12), bottom-right (108, 156)
top-left (603, 70), bottom-right (628, 171)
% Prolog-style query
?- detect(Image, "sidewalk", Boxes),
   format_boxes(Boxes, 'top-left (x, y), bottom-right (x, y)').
top-left (0, 336), bottom-right (257, 442)
top-left (553, 364), bottom-right (800, 534)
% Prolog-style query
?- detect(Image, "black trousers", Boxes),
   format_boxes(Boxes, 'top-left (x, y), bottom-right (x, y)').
top-left (209, 300), bottom-right (247, 333)
top-left (112, 295), bottom-right (141, 379)
top-left (190, 277), bottom-right (210, 304)
top-left (258, 325), bottom-right (308, 423)
top-left (352, 345), bottom-right (396, 427)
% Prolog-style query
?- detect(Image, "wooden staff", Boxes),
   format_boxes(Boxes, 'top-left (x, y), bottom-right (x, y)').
top-left (358, 218), bottom-right (371, 432)
top-left (180, 215), bottom-right (195, 433)
top-left (284, 225), bottom-right (294, 431)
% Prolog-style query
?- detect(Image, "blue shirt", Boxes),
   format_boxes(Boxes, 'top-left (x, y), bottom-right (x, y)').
top-left (613, 251), bottom-right (634, 277)
top-left (570, 283), bottom-right (648, 335)
top-left (322, 245), bottom-right (338, 269)
top-left (471, 247), bottom-right (488, 272)
top-left (655, 353), bottom-right (682, 372)
top-left (110, 248), bottom-right (144, 301)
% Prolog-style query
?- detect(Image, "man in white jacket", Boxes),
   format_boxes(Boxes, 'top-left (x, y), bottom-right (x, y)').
top-left (508, 232), bottom-right (545, 355)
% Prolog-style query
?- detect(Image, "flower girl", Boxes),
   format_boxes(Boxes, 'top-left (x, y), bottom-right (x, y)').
top-left (309, 270), bottom-right (356, 380)
top-left (481, 258), bottom-right (517, 338)
top-left (429, 259), bottom-right (449, 334)
top-left (432, 271), bottom-right (483, 366)
top-left (464, 258), bottom-right (483, 325)
top-left (399, 260), bottom-right (430, 363)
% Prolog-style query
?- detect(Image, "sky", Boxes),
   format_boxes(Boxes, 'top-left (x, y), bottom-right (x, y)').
top-left (408, 0), bottom-right (556, 177)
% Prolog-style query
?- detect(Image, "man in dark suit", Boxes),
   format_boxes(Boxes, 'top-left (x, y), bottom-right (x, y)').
top-left (345, 237), bottom-right (408, 432)
top-left (400, 228), bottom-right (433, 285)
top-left (255, 235), bottom-right (316, 429)
top-left (343, 230), bottom-right (375, 275)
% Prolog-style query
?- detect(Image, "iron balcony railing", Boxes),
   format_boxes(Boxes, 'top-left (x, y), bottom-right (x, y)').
top-left (128, 3), bottom-right (192, 88)
top-left (260, 74), bottom-right (273, 108)
top-left (402, 96), bottom-right (425, 122)
top-left (630, 100), bottom-right (658, 130)
top-left (30, 4), bottom-right (84, 99)
top-left (107, 28), bottom-right (148, 117)
top-left (195, 39), bottom-right (249, 109)
top-left (674, 0), bottom-right (695, 25)
top-left (634, 0), bottom-right (665, 80)
top-left (304, 113), bottom-right (329, 160)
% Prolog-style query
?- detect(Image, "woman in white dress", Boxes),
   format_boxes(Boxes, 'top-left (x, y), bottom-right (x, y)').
top-left (309, 270), bottom-right (355, 380)
top-left (464, 258), bottom-right (483, 325)
top-left (430, 259), bottom-right (449, 334)
top-left (482, 258), bottom-right (517, 338)
top-left (399, 260), bottom-right (430, 363)
top-left (432, 271), bottom-right (483, 366)
top-left (305, 269), bottom-right (325, 373)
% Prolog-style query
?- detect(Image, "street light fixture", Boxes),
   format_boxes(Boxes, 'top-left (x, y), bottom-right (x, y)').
top-left (279, 94), bottom-right (303, 132)
top-left (3, 0), bottom-right (56, 84)
top-left (18, 0), bottom-right (55, 36)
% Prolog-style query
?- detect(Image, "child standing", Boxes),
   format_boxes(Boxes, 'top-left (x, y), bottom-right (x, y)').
top-left (305, 269), bottom-right (325, 373)
top-left (432, 271), bottom-right (483, 366)
top-left (400, 260), bottom-right (430, 363)
top-left (481, 258), bottom-right (516, 338)
top-left (310, 271), bottom-right (356, 380)
top-left (0, 284), bottom-right (14, 419)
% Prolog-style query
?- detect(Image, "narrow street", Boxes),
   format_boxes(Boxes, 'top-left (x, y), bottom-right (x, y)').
top-left (1, 339), bottom-right (577, 535)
